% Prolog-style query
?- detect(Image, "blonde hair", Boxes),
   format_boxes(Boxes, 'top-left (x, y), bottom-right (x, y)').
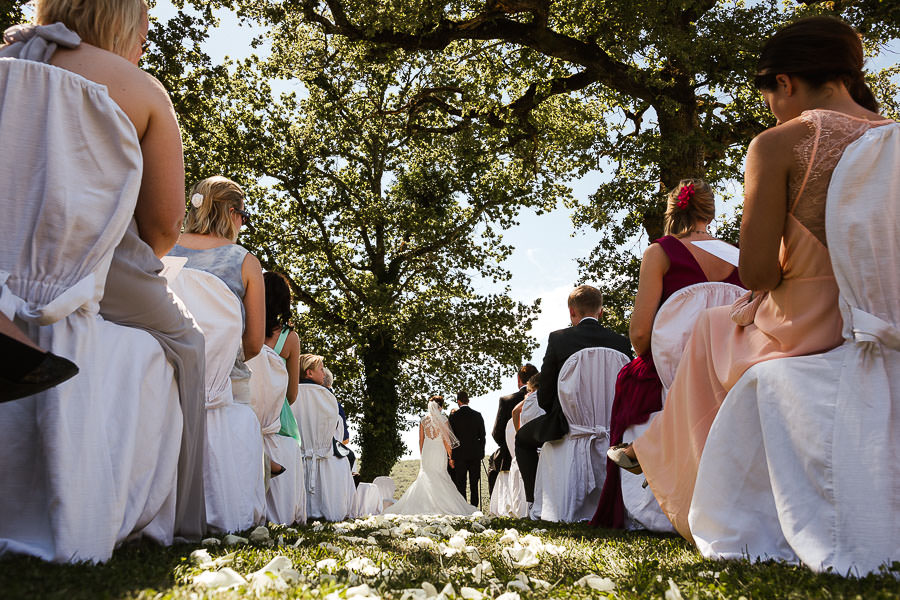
top-left (568, 285), bottom-right (603, 315)
top-left (664, 178), bottom-right (716, 237)
top-left (299, 354), bottom-right (324, 377)
top-left (36, 0), bottom-right (147, 59)
top-left (183, 176), bottom-right (245, 242)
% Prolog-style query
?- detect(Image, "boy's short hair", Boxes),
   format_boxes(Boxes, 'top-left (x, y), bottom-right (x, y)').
top-left (568, 285), bottom-right (603, 315)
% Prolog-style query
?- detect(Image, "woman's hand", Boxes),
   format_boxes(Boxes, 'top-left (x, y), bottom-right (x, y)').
top-left (448, 458), bottom-right (455, 469)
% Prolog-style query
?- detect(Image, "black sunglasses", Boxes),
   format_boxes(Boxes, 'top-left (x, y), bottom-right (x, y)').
top-left (233, 207), bottom-right (251, 226)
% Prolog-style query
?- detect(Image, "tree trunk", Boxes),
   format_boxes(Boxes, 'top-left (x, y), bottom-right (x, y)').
top-left (357, 327), bottom-right (405, 481)
top-left (645, 95), bottom-right (706, 239)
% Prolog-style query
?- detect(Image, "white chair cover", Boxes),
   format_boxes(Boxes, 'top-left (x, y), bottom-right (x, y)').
top-left (691, 123), bottom-right (900, 575)
top-left (246, 346), bottom-right (306, 525)
top-left (533, 347), bottom-right (629, 522)
top-left (169, 268), bottom-right (265, 533)
top-left (291, 384), bottom-right (356, 521)
top-left (620, 281), bottom-right (745, 533)
top-left (372, 476), bottom-right (396, 511)
top-left (651, 282), bottom-right (746, 394)
top-left (350, 482), bottom-right (383, 518)
top-left (0, 59), bottom-right (181, 562)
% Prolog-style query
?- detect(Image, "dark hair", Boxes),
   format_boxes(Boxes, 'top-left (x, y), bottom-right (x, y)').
top-left (527, 372), bottom-right (540, 390)
top-left (664, 179), bottom-right (715, 237)
top-left (518, 363), bottom-right (538, 385)
top-left (263, 271), bottom-right (292, 337)
top-left (755, 16), bottom-right (878, 112)
top-left (428, 395), bottom-right (445, 408)
top-left (456, 391), bottom-right (469, 404)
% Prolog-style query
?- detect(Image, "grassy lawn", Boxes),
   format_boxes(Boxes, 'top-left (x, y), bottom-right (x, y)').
top-left (2, 512), bottom-right (898, 599)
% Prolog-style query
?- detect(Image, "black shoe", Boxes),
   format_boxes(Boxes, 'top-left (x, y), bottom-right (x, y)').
top-left (0, 346), bottom-right (79, 403)
top-left (270, 464), bottom-right (286, 478)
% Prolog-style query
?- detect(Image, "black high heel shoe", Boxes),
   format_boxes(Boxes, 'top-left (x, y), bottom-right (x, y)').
top-left (0, 333), bottom-right (79, 402)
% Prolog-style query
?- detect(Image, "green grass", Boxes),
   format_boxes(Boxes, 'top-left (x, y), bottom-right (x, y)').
top-left (1, 514), bottom-right (898, 599)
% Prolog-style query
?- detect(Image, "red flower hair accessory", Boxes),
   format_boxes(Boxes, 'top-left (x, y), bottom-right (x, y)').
top-left (676, 183), bottom-right (694, 210)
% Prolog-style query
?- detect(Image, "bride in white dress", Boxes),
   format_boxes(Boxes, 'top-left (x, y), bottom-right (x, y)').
top-left (386, 399), bottom-right (477, 516)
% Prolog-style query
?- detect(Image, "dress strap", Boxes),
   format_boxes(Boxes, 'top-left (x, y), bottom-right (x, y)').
top-left (655, 235), bottom-right (703, 274)
top-left (273, 327), bottom-right (290, 356)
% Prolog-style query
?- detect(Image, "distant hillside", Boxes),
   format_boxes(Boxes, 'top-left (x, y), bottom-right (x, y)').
top-left (388, 456), bottom-right (492, 512)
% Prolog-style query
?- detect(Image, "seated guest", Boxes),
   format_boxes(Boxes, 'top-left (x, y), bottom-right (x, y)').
top-left (0, 0), bottom-right (202, 559)
top-left (323, 366), bottom-right (356, 468)
top-left (490, 364), bottom-right (538, 493)
top-left (168, 175), bottom-right (265, 402)
top-left (262, 272), bottom-right (303, 447)
top-left (515, 285), bottom-right (631, 518)
top-left (608, 15), bottom-right (890, 542)
top-left (512, 372), bottom-right (541, 431)
top-left (592, 179), bottom-right (743, 529)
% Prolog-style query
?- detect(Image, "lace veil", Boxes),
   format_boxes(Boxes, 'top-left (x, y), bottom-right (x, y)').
top-left (425, 401), bottom-right (459, 449)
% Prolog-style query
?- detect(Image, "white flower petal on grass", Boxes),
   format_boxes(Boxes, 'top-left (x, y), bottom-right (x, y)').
top-left (312, 521), bottom-right (325, 532)
top-left (345, 556), bottom-right (380, 577)
top-left (201, 537), bottom-right (220, 546)
top-left (529, 577), bottom-right (551, 590)
top-left (448, 535), bottom-right (466, 549)
top-left (192, 567), bottom-right (247, 590)
top-left (495, 592), bottom-right (520, 600)
top-left (459, 587), bottom-right (484, 600)
top-left (506, 579), bottom-right (530, 593)
top-left (316, 558), bottom-right (338, 572)
top-left (293, 536), bottom-right (305, 547)
top-left (498, 529), bottom-right (519, 545)
top-left (346, 583), bottom-right (381, 598)
top-left (399, 590), bottom-right (427, 600)
top-left (439, 582), bottom-right (456, 598)
top-left (665, 578), bottom-right (685, 600)
top-left (223, 534), bottom-right (248, 546)
top-left (421, 581), bottom-right (439, 597)
top-left (412, 536), bottom-right (435, 549)
top-left (464, 546), bottom-right (480, 562)
top-left (249, 526), bottom-right (272, 545)
top-left (190, 549), bottom-right (212, 567)
top-left (575, 574), bottom-right (616, 592)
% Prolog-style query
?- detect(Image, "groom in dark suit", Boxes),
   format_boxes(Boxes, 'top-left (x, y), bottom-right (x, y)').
top-left (514, 285), bottom-right (631, 517)
top-left (448, 391), bottom-right (486, 506)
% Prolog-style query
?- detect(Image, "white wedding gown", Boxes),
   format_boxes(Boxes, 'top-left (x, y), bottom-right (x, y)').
top-left (386, 415), bottom-right (476, 516)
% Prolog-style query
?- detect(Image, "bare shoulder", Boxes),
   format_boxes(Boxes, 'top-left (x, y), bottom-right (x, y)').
top-left (285, 330), bottom-right (301, 353)
top-left (242, 251), bottom-right (262, 271)
top-left (750, 118), bottom-right (810, 159)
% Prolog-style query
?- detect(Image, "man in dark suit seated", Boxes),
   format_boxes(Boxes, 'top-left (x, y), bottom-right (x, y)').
top-left (514, 284), bottom-right (631, 518)
top-left (448, 391), bottom-right (486, 506)
top-left (488, 363), bottom-right (538, 493)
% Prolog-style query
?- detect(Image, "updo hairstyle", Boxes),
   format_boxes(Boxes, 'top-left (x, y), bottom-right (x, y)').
top-left (664, 179), bottom-right (715, 237)
top-left (754, 16), bottom-right (878, 112)
top-left (263, 271), bottom-right (292, 337)
top-left (183, 176), bottom-right (245, 242)
top-left (428, 395), bottom-right (445, 408)
top-left (36, 0), bottom-right (147, 59)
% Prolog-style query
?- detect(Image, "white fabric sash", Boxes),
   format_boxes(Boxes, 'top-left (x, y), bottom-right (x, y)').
top-left (0, 270), bottom-right (96, 325)
top-left (847, 305), bottom-right (900, 349)
top-left (302, 445), bottom-right (332, 494)
top-left (568, 424), bottom-right (610, 441)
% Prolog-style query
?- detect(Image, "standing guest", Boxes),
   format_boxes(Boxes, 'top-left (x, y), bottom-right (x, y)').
top-left (608, 15), bottom-right (891, 541)
top-left (0, 0), bottom-right (207, 541)
top-left (448, 391), bottom-right (487, 506)
top-left (591, 179), bottom-right (743, 529)
top-left (515, 285), bottom-right (631, 518)
top-left (168, 176), bottom-right (265, 402)
top-left (489, 364), bottom-right (537, 493)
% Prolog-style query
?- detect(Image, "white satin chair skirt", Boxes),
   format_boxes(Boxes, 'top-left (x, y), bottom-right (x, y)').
top-left (266, 435), bottom-right (307, 526)
top-left (0, 317), bottom-right (181, 563)
top-left (621, 418), bottom-right (675, 532)
top-left (204, 401), bottom-right (266, 533)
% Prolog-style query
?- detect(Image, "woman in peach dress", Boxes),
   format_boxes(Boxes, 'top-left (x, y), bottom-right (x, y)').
top-left (609, 16), bottom-right (893, 541)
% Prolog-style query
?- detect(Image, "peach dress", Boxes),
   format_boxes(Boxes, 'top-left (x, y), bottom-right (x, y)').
top-left (632, 109), bottom-right (896, 541)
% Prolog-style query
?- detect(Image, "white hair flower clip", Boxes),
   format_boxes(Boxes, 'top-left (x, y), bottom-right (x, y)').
top-left (190, 193), bottom-right (204, 208)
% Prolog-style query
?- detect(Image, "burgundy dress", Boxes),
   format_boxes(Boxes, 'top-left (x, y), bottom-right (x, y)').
top-left (590, 235), bottom-right (743, 528)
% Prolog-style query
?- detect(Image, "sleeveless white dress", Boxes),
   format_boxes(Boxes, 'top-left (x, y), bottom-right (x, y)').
top-left (386, 414), bottom-right (476, 516)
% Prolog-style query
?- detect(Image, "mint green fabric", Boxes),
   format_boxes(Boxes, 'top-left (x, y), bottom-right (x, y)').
top-left (274, 329), bottom-right (301, 443)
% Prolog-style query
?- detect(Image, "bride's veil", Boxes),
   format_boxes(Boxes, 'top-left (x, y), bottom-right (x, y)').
top-left (427, 400), bottom-right (460, 449)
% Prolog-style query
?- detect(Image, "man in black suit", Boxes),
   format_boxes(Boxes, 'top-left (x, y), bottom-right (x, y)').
top-left (514, 285), bottom-right (631, 517)
top-left (489, 363), bottom-right (538, 493)
top-left (448, 391), bottom-right (486, 506)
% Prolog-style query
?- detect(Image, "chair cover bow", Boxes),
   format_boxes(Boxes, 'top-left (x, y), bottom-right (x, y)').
top-left (0, 23), bottom-right (80, 61)
top-left (0, 270), bottom-right (97, 325)
top-left (847, 305), bottom-right (900, 350)
top-left (567, 424), bottom-right (610, 441)
top-left (302, 445), bottom-right (333, 494)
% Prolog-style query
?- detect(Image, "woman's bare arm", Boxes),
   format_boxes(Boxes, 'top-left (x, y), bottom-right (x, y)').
top-left (739, 126), bottom-right (793, 291)
top-left (512, 400), bottom-right (524, 431)
top-left (282, 330), bottom-right (301, 405)
top-left (241, 253), bottom-right (265, 360)
top-left (629, 243), bottom-right (668, 356)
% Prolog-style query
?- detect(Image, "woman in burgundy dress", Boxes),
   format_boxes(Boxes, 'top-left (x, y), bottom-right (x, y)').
top-left (591, 179), bottom-right (743, 528)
